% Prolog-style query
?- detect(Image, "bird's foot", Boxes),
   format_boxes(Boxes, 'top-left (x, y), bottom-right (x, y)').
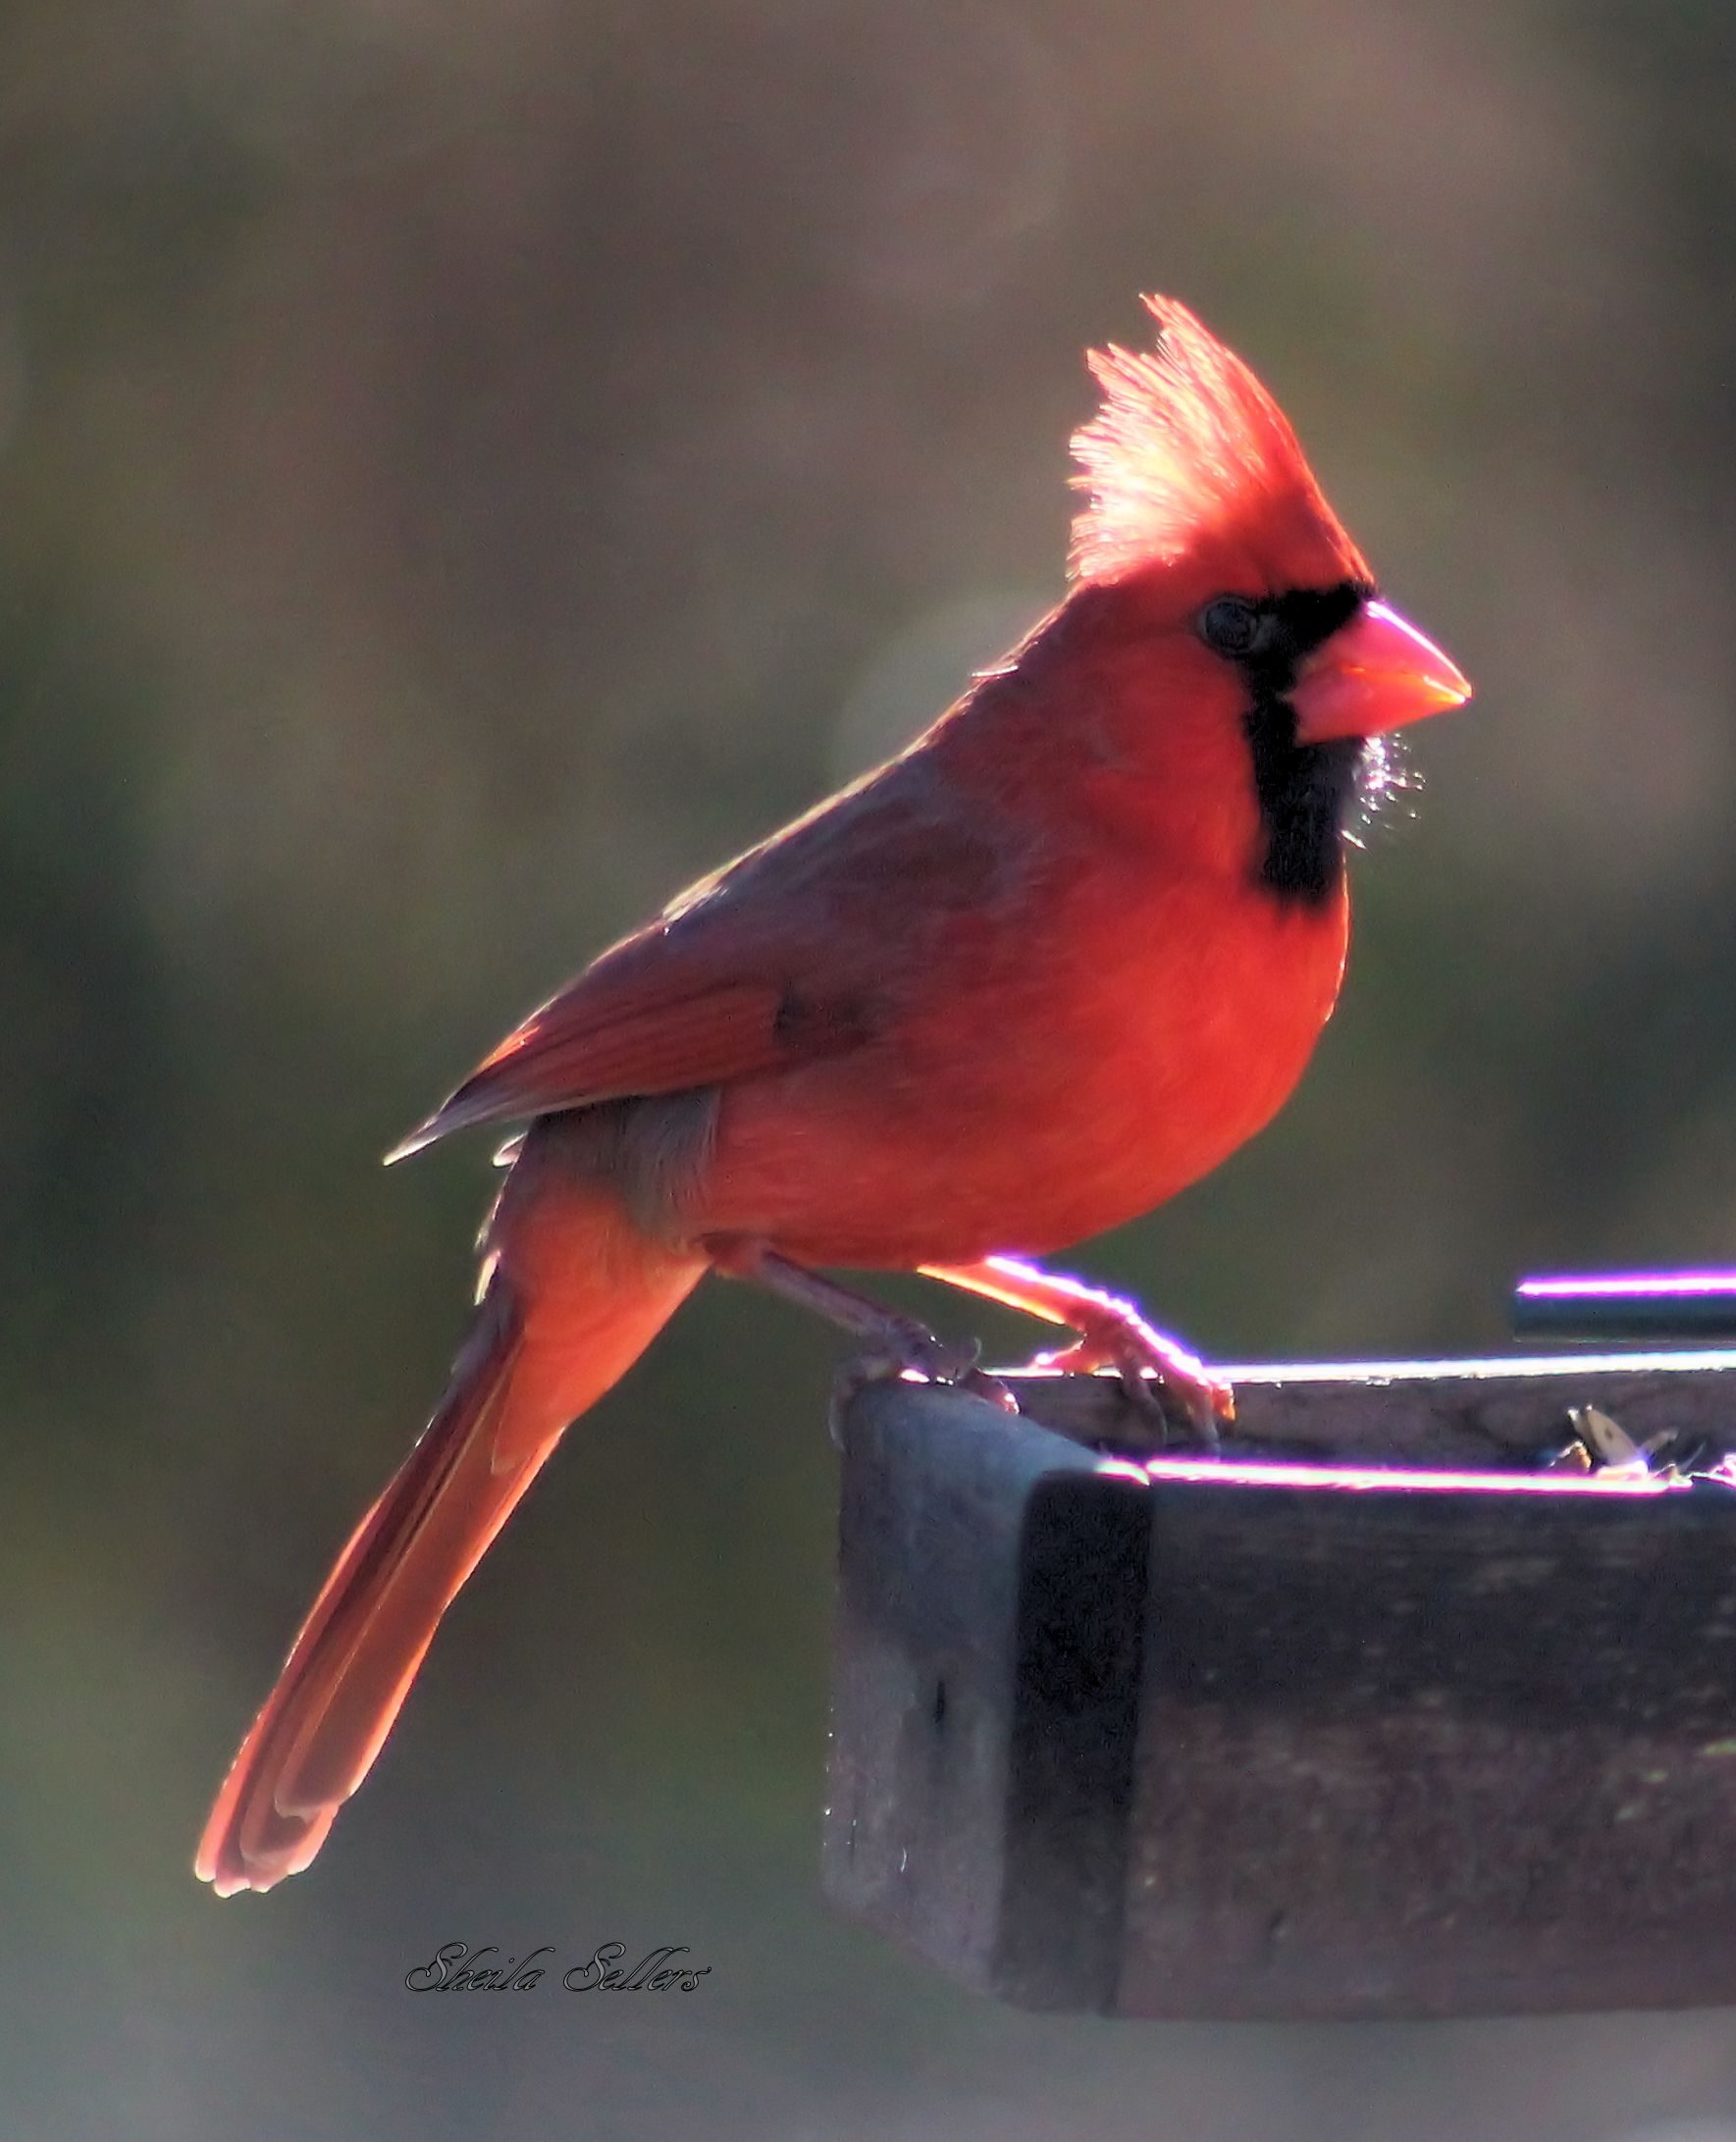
top-left (828, 1321), bottom-right (1018, 1445)
top-left (1026, 1298), bottom-right (1231, 1450)
top-left (704, 1236), bottom-right (1019, 1441)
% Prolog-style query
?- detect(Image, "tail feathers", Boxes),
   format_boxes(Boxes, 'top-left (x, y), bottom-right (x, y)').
top-left (196, 1209), bottom-right (703, 1895)
top-left (195, 1285), bottom-right (531, 1895)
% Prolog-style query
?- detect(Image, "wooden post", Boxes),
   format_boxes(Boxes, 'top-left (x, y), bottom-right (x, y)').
top-left (822, 1357), bottom-right (1736, 2018)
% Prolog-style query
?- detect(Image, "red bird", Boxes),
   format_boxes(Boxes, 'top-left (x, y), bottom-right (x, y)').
top-left (197, 297), bottom-right (1470, 1894)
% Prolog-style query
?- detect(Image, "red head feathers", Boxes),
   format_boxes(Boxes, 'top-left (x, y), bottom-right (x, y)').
top-left (1069, 296), bottom-right (1372, 593)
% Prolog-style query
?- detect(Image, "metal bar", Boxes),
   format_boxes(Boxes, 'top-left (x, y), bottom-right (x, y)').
top-left (1514, 1271), bottom-right (1736, 1343)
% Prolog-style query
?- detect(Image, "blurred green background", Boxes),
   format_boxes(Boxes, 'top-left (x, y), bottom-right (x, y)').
top-left (10, 0), bottom-right (1736, 2134)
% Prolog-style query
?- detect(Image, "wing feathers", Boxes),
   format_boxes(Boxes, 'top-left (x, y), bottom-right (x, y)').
top-left (387, 760), bottom-right (987, 1163)
top-left (388, 978), bottom-right (790, 1161)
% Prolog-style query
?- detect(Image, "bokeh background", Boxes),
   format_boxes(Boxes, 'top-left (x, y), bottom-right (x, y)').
top-left (10, 0), bottom-right (1736, 2134)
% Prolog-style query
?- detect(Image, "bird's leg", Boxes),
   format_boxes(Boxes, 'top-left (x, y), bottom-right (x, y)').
top-left (919, 1253), bottom-right (1231, 1447)
top-left (707, 1239), bottom-right (1018, 1431)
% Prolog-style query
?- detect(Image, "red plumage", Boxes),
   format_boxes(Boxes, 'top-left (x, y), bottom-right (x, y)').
top-left (197, 296), bottom-right (1469, 1894)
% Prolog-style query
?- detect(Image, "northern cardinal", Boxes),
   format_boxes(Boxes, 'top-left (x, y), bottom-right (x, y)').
top-left (197, 296), bottom-right (1470, 1894)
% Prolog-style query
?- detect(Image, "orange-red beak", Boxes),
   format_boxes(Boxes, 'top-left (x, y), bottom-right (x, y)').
top-left (1291, 599), bottom-right (1471, 744)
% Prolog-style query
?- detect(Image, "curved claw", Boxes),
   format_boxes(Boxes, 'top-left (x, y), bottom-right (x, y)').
top-left (1027, 1312), bottom-right (1232, 1451)
top-left (827, 1326), bottom-right (1019, 1446)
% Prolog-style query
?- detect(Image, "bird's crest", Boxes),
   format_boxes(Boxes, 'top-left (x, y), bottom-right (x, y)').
top-left (1069, 296), bottom-right (1368, 586)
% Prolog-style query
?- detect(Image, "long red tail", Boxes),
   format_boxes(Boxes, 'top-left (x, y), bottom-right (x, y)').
top-left (196, 1181), bottom-right (702, 1895)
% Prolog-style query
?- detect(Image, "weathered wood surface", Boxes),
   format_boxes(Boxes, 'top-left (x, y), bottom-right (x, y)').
top-left (1006, 1348), bottom-right (1736, 1467)
top-left (823, 1362), bottom-right (1736, 2019)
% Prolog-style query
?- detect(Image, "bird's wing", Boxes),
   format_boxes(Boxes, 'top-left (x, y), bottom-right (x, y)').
top-left (387, 957), bottom-right (869, 1160)
top-left (387, 759), bottom-right (991, 1160)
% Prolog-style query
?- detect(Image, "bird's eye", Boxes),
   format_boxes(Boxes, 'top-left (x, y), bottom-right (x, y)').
top-left (1199, 597), bottom-right (1264, 657)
